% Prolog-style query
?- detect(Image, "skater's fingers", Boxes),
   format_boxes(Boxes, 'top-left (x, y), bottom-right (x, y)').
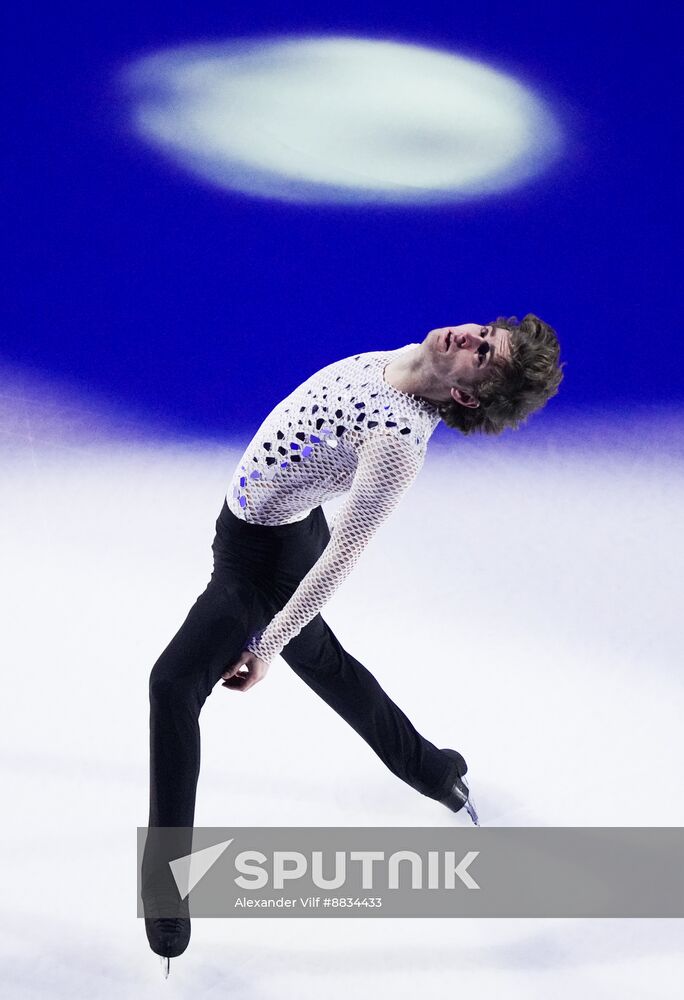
top-left (222, 671), bottom-right (248, 689)
top-left (223, 666), bottom-right (267, 692)
top-left (243, 664), bottom-right (269, 690)
top-left (221, 651), bottom-right (269, 692)
top-left (222, 661), bottom-right (245, 680)
top-left (232, 664), bottom-right (259, 691)
top-left (222, 649), bottom-right (261, 681)
top-left (222, 676), bottom-right (252, 691)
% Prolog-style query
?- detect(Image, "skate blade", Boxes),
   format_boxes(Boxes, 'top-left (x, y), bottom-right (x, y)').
top-left (160, 956), bottom-right (170, 979)
top-left (457, 774), bottom-right (480, 827)
top-left (464, 795), bottom-right (480, 827)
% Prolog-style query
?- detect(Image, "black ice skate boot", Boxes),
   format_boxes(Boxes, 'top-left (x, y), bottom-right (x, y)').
top-left (437, 748), bottom-right (480, 826)
top-left (142, 879), bottom-right (191, 977)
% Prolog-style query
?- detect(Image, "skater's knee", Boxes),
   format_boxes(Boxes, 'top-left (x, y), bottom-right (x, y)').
top-left (149, 662), bottom-right (197, 707)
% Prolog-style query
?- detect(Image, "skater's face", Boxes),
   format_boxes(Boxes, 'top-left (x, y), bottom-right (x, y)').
top-left (426, 323), bottom-right (513, 408)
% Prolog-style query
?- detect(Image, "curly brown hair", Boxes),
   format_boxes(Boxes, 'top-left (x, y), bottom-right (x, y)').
top-left (436, 313), bottom-right (565, 435)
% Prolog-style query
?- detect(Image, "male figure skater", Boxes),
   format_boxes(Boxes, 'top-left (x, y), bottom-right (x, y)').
top-left (142, 314), bottom-right (563, 969)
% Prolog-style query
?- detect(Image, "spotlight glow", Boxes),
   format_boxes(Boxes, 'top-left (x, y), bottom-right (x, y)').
top-left (121, 34), bottom-right (564, 204)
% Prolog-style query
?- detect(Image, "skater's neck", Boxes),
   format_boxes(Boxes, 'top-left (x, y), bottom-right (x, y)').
top-left (383, 346), bottom-right (444, 407)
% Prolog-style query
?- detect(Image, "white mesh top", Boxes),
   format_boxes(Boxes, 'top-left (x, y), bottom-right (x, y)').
top-left (225, 343), bottom-right (442, 665)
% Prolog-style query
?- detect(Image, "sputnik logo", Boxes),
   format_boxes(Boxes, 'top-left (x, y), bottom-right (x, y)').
top-left (169, 838), bottom-right (234, 900)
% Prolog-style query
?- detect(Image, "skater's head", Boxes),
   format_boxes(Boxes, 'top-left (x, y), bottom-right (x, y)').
top-left (425, 314), bottom-right (564, 435)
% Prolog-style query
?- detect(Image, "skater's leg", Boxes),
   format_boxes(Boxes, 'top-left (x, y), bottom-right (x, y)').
top-left (142, 574), bottom-right (266, 923)
top-left (143, 499), bottom-right (276, 958)
top-left (148, 578), bottom-right (263, 830)
top-left (279, 612), bottom-right (459, 801)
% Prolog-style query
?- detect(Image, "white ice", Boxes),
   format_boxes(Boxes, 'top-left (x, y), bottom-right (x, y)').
top-left (1, 356), bottom-right (683, 997)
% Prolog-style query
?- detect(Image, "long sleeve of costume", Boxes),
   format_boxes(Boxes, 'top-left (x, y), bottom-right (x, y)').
top-left (245, 431), bottom-right (426, 664)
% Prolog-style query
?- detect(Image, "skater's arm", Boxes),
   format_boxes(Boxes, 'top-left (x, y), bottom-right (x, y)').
top-left (244, 431), bottom-right (426, 665)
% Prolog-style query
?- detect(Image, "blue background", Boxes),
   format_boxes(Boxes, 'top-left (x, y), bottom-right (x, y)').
top-left (6, 1), bottom-right (681, 438)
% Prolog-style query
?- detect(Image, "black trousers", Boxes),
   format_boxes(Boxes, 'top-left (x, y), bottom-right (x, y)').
top-left (147, 498), bottom-right (461, 830)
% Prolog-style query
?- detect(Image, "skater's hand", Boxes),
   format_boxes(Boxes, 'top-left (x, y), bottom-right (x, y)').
top-left (221, 650), bottom-right (269, 692)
